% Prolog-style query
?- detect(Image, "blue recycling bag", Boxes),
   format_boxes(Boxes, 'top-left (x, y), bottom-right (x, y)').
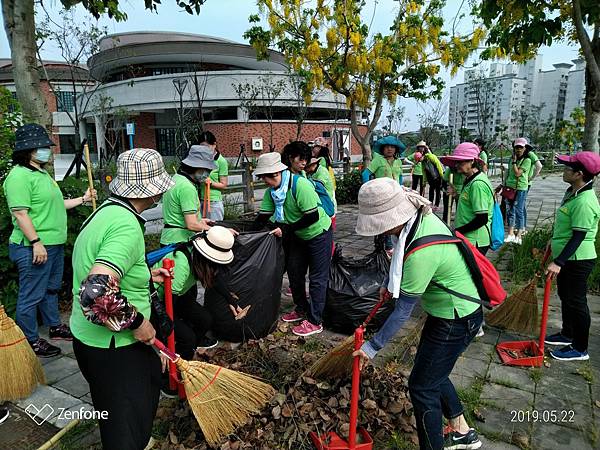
top-left (490, 202), bottom-right (504, 251)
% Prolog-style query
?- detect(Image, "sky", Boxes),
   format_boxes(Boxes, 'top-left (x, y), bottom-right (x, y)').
top-left (0, 0), bottom-right (582, 131)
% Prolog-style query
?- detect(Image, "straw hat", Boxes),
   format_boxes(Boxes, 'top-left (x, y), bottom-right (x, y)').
top-left (307, 157), bottom-right (322, 166)
top-left (182, 144), bottom-right (217, 170)
top-left (312, 137), bottom-right (328, 147)
top-left (355, 178), bottom-right (431, 236)
top-left (109, 149), bottom-right (175, 199)
top-left (192, 226), bottom-right (234, 264)
top-left (253, 152), bottom-right (288, 176)
top-left (440, 142), bottom-right (482, 168)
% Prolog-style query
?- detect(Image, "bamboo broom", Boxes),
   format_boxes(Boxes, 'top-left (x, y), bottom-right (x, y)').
top-left (0, 305), bottom-right (46, 400)
top-left (486, 245), bottom-right (552, 336)
top-left (154, 339), bottom-right (275, 448)
top-left (309, 291), bottom-right (392, 379)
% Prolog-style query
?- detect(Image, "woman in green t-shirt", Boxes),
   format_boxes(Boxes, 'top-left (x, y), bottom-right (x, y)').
top-left (361, 135), bottom-right (406, 184)
top-left (545, 152), bottom-right (600, 362)
top-left (4, 124), bottom-right (96, 358)
top-left (441, 143), bottom-right (494, 255)
top-left (502, 138), bottom-right (533, 245)
top-left (254, 147), bottom-right (333, 338)
top-left (197, 131), bottom-right (229, 221)
top-left (70, 149), bottom-right (175, 450)
top-left (160, 144), bottom-right (216, 246)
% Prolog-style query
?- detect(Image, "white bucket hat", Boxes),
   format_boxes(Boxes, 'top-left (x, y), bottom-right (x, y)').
top-left (355, 178), bottom-right (432, 236)
top-left (109, 149), bottom-right (175, 199)
top-left (192, 226), bottom-right (234, 264)
top-left (253, 152), bottom-right (288, 176)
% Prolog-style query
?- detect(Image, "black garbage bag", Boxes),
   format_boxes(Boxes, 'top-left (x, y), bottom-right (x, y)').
top-left (204, 228), bottom-right (284, 342)
top-left (323, 245), bottom-right (393, 335)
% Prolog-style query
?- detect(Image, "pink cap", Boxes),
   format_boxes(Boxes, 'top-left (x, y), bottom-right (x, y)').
top-left (440, 142), bottom-right (482, 168)
top-left (513, 137), bottom-right (531, 148)
top-left (556, 151), bottom-right (600, 176)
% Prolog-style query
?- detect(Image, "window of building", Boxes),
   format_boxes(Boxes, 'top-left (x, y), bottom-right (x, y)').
top-left (156, 128), bottom-right (178, 156)
top-left (56, 91), bottom-right (75, 112)
top-left (59, 134), bottom-right (78, 153)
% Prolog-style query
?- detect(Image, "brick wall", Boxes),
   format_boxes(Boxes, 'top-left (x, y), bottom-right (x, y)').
top-left (134, 112), bottom-right (157, 150)
top-left (200, 121), bottom-right (368, 158)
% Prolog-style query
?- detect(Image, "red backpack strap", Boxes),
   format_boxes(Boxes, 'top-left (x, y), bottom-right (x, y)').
top-left (404, 234), bottom-right (461, 260)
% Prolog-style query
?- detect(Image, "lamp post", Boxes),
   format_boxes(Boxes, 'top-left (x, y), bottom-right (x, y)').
top-left (172, 78), bottom-right (188, 158)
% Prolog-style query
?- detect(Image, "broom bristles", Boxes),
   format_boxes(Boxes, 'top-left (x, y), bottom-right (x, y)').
top-left (0, 306), bottom-right (46, 400)
top-left (487, 278), bottom-right (539, 336)
top-left (309, 335), bottom-right (354, 379)
top-left (175, 359), bottom-right (275, 448)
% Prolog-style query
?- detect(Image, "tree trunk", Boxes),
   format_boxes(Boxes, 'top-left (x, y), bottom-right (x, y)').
top-left (582, 40), bottom-right (600, 153)
top-left (2, 0), bottom-right (52, 128)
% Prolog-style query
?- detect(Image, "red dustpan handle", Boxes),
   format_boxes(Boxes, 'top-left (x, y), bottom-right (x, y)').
top-left (162, 258), bottom-right (179, 389)
top-left (348, 327), bottom-right (364, 448)
top-left (361, 290), bottom-right (392, 328)
top-left (538, 276), bottom-right (552, 356)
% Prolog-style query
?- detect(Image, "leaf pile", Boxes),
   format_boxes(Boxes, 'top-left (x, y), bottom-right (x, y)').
top-left (151, 322), bottom-right (418, 449)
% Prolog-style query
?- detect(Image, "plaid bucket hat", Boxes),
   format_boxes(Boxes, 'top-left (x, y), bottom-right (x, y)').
top-left (109, 149), bottom-right (175, 199)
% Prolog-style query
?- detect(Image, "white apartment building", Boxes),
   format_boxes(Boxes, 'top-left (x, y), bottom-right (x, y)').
top-left (448, 56), bottom-right (587, 144)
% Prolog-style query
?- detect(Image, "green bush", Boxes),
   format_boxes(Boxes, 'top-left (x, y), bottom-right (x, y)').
top-left (335, 170), bottom-right (362, 205)
top-left (588, 227), bottom-right (600, 293)
top-left (502, 225), bottom-right (553, 284)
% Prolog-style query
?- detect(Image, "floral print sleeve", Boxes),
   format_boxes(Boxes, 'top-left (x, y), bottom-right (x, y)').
top-left (79, 274), bottom-right (141, 331)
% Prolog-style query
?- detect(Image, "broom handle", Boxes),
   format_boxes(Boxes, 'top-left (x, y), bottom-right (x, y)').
top-left (83, 144), bottom-right (96, 210)
top-left (154, 338), bottom-right (179, 363)
top-left (162, 258), bottom-right (178, 389)
top-left (361, 291), bottom-right (392, 329)
top-left (348, 326), bottom-right (364, 448)
top-left (538, 276), bottom-right (552, 356)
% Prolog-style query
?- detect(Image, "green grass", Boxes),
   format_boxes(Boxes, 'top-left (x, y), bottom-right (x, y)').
top-left (145, 234), bottom-right (162, 253)
top-left (58, 420), bottom-right (99, 450)
top-left (457, 376), bottom-right (486, 425)
top-left (529, 368), bottom-right (543, 384)
top-left (303, 337), bottom-right (326, 353)
top-left (576, 363), bottom-right (594, 383)
top-left (384, 432), bottom-right (418, 449)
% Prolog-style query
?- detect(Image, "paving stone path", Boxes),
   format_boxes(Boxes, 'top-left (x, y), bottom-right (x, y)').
top-left (5, 172), bottom-right (599, 449)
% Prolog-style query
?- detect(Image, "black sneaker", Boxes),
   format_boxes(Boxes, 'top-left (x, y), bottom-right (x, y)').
top-left (544, 332), bottom-right (572, 346)
top-left (444, 428), bottom-right (482, 450)
top-left (30, 338), bottom-right (61, 358)
top-left (0, 406), bottom-right (9, 425)
top-left (197, 336), bottom-right (219, 350)
top-left (49, 324), bottom-right (73, 341)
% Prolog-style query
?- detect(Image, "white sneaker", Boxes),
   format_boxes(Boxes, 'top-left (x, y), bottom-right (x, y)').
top-left (504, 234), bottom-right (515, 243)
top-left (476, 326), bottom-right (485, 338)
top-left (514, 236), bottom-right (522, 245)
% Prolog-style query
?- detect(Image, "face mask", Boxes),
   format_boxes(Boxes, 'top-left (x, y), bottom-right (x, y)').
top-left (193, 172), bottom-right (209, 184)
top-left (34, 148), bottom-right (52, 163)
top-left (151, 195), bottom-right (161, 208)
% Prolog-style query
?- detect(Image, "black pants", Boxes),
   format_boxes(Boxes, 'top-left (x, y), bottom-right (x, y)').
top-left (442, 192), bottom-right (458, 222)
top-left (409, 308), bottom-right (483, 450)
top-left (73, 337), bottom-right (161, 450)
top-left (426, 176), bottom-right (442, 206)
top-left (412, 174), bottom-right (424, 193)
top-left (173, 288), bottom-right (213, 360)
top-left (288, 228), bottom-right (333, 325)
top-left (476, 246), bottom-right (489, 256)
top-left (557, 259), bottom-right (596, 352)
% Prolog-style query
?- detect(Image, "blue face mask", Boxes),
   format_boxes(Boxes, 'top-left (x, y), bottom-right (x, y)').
top-left (34, 148), bottom-right (52, 163)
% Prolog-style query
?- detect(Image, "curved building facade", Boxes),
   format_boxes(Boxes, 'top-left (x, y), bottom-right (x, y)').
top-left (80, 31), bottom-right (366, 160)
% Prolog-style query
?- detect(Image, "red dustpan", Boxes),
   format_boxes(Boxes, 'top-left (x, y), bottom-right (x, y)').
top-left (309, 327), bottom-right (373, 450)
top-left (496, 276), bottom-right (552, 367)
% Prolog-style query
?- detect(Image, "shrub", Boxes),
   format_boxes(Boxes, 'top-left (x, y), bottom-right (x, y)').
top-left (335, 170), bottom-right (362, 205)
top-left (503, 225), bottom-right (553, 284)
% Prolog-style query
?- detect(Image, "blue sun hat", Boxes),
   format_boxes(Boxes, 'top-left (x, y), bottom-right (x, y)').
top-left (372, 135), bottom-right (406, 157)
